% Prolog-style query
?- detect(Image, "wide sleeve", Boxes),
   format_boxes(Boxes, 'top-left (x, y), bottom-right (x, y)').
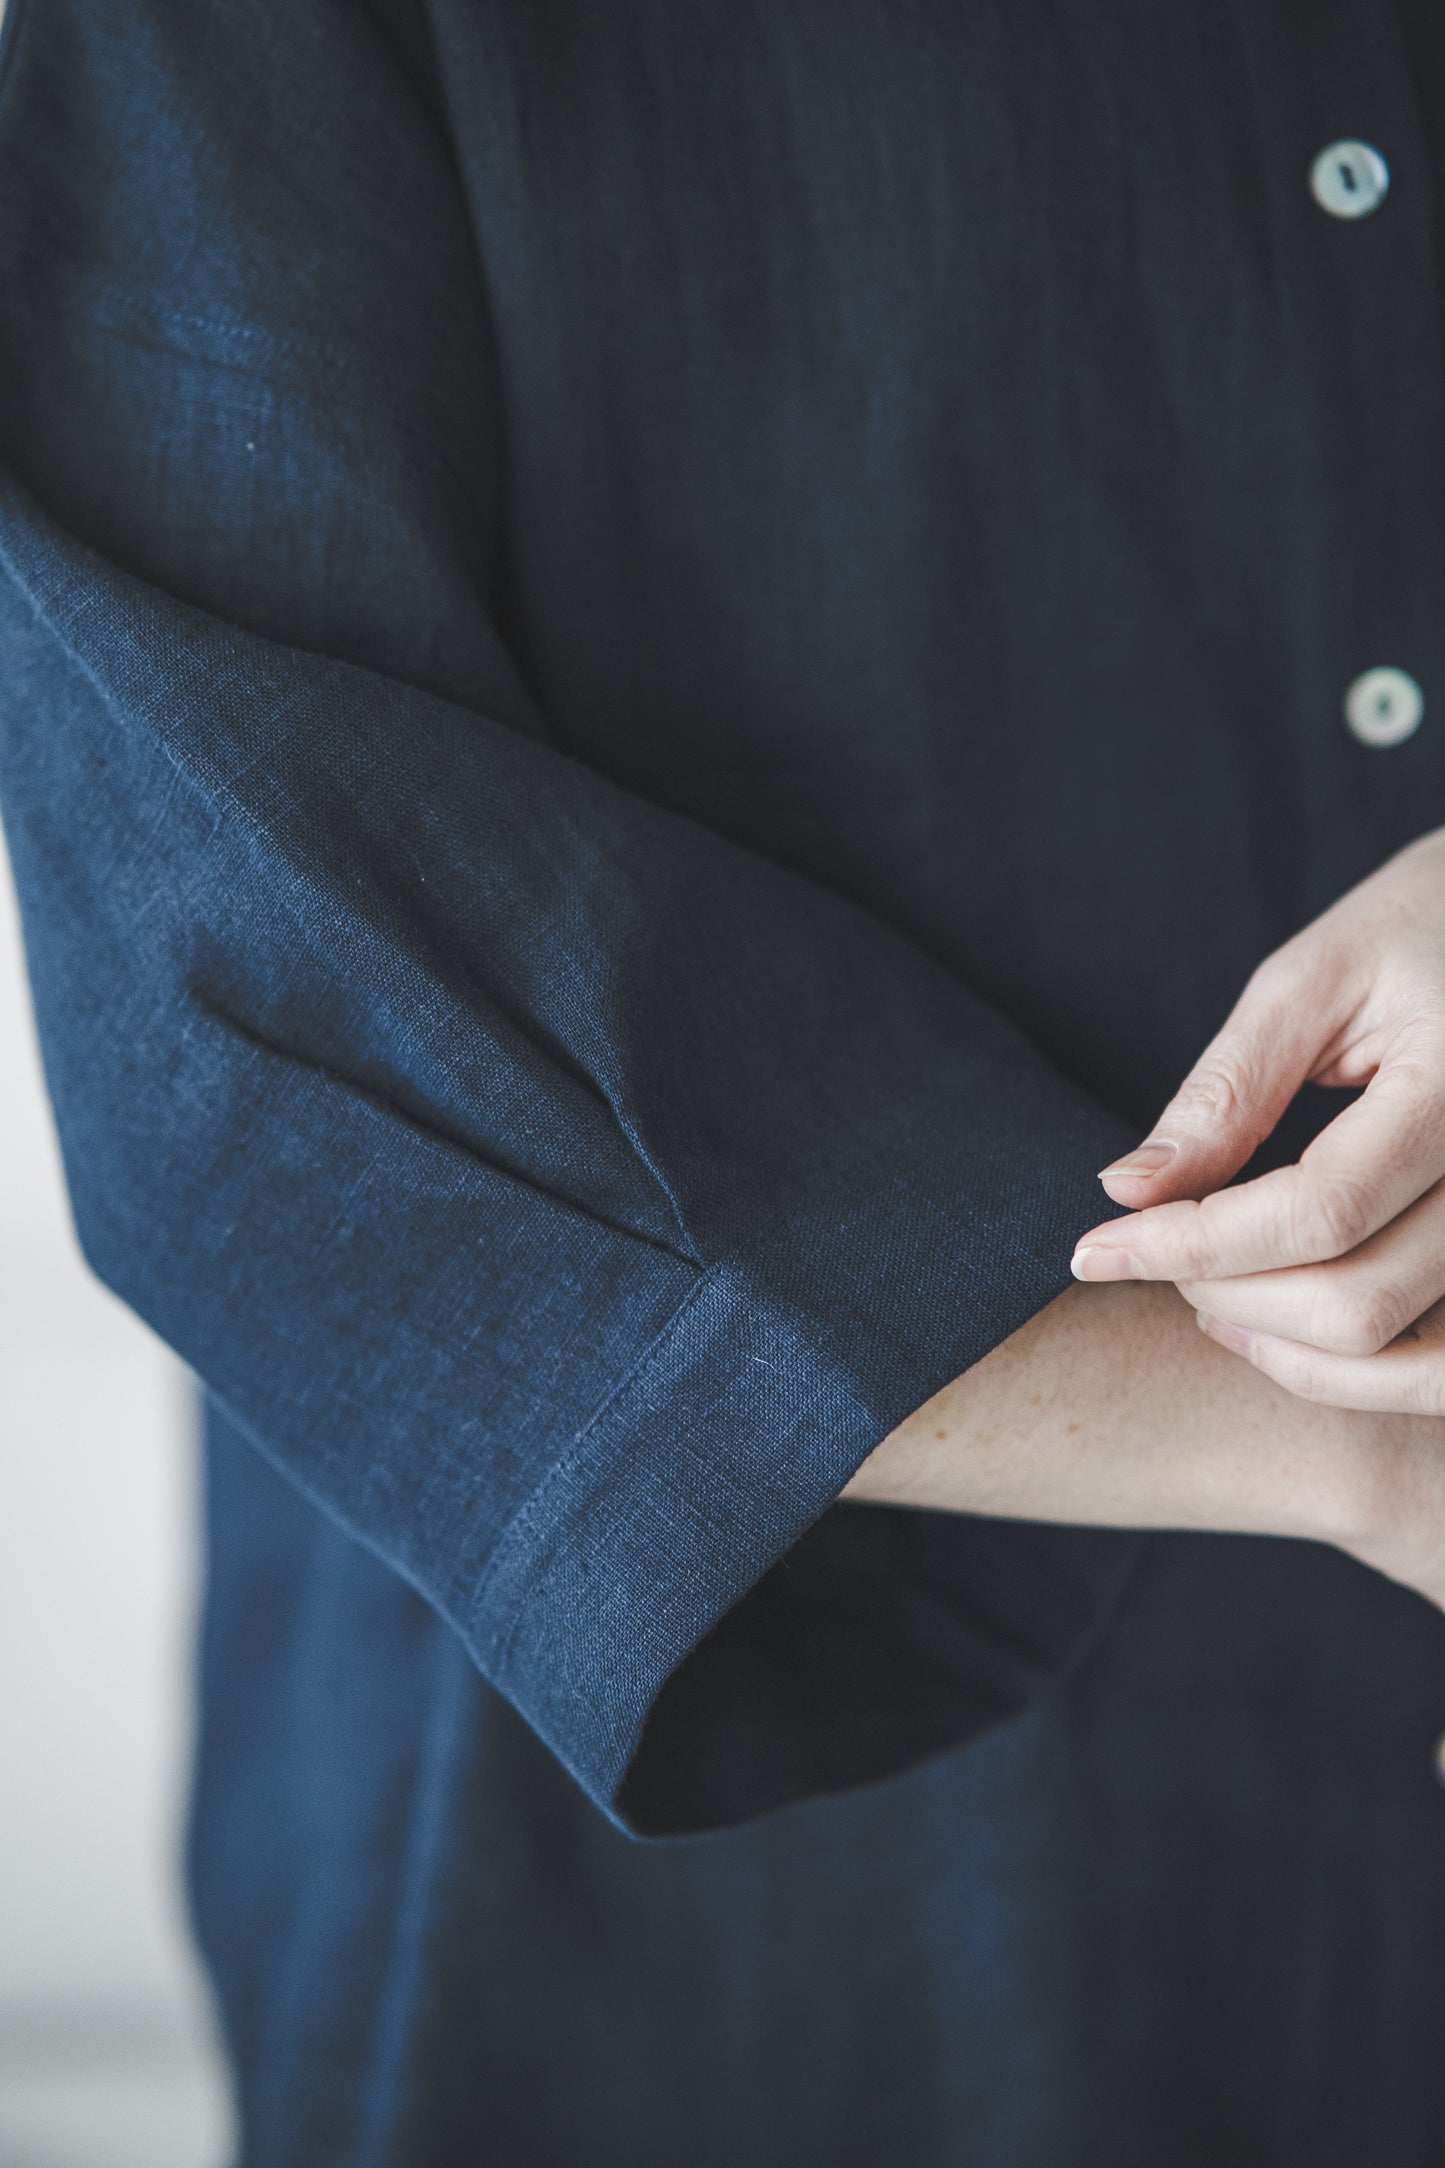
top-left (0, 0), bottom-right (1142, 1833)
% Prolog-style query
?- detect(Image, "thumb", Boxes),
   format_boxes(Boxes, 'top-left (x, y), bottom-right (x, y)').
top-left (1098, 946), bottom-right (1349, 1209)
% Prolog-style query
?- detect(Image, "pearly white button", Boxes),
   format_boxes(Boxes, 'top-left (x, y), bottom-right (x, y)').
top-left (1310, 139), bottom-right (1390, 219)
top-left (1344, 665), bottom-right (1423, 747)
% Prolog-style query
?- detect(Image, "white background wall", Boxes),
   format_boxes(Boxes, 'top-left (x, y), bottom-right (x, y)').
top-left (0, 834), bottom-right (232, 2166)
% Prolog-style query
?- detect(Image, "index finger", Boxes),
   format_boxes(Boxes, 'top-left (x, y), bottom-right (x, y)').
top-left (1073, 1045), bottom-right (1445, 1283)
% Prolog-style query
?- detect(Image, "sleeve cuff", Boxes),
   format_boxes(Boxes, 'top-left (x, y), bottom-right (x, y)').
top-left (470, 1083), bottom-right (1145, 1836)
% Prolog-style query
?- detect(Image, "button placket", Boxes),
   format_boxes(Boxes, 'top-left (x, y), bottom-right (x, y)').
top-left (1307, 131), bottom-right (1426, 748)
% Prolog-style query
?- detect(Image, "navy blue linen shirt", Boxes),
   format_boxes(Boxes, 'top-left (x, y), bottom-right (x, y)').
top-left (2, 1), bottom-right (1445, 2160)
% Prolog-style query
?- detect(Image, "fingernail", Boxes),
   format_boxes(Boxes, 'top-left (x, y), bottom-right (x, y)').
top-left (1198, 1313), bottom-right (1254, 1357)
top-left (1071, 1246), bottom-right (1145, 1282)
top-left (1098, 1140), bottom-right (1178, 1181)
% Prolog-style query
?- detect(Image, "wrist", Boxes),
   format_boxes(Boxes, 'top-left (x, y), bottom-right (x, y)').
top-left (1326, 1414), bottom-right (1445, 1613)
top-left (1292, 1409), bottom-right (1438, 1565)
top-left (1252, 1405), bottom-right (1405, 1552)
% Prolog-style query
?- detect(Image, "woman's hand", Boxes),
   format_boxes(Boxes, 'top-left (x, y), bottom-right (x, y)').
top-left (1070, 825), bottom-right (1445, 1418)
top-left (850, 827), bottom-right (1445, 1644)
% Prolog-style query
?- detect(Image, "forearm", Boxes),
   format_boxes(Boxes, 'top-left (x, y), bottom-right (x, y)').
top-left (843, 1281), bottom-right (1389, 1548)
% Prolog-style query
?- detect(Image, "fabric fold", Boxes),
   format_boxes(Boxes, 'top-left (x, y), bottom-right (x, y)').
top-left (0, 0), bottom-right (1142, 1835)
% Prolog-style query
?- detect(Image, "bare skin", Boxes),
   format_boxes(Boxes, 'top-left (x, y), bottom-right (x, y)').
top-left (847, 829), bottom-right (1445, 1646)
top-left (843, 1279), bottom-right (1445, 1617)
top-left (1075, 828), bottom-right (1445, 1428)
